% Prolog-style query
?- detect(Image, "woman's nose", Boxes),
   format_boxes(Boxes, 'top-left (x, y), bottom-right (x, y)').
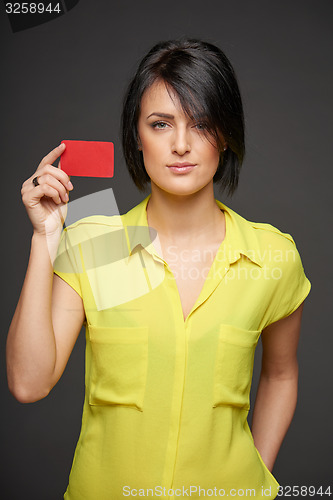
top-left (171, 127), bottom-right (191, 155)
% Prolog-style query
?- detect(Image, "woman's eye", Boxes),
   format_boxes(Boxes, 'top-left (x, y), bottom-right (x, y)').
top-left (150, 121), bottom-right (207, 131)
top-left (151, 121), bottom-right (168, 129)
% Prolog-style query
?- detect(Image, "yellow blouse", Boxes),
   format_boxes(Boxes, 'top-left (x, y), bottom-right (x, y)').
top-left (53, 193), bottom-right (311, 500)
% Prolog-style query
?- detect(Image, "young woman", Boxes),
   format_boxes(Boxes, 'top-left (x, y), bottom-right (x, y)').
top-left (7, 37), bottom-right (311, 499)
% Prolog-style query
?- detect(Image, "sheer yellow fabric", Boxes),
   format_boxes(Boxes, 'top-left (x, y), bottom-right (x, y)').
top-left (53, 194), bottom-right (311, 499)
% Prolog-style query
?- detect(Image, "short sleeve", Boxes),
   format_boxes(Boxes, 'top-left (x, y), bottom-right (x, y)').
top-left (53, 225), bottom-right (83, 298)
top-left (265, 234), bottom-right (311, 326)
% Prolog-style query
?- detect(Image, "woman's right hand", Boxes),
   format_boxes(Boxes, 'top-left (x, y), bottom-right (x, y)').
top-left (21, 143), bottom-right (73, 237)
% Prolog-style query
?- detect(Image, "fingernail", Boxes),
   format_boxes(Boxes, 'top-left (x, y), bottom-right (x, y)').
top-left (65, 193), bottom-right (69, 202)
top-left (67, 181), bottom-right (73, 190)
top-left (59, 142), bottom-right (65, 148)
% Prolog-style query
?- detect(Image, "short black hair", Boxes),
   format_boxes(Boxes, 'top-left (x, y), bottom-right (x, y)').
top-left (121, 36), bottom-right (245, 196)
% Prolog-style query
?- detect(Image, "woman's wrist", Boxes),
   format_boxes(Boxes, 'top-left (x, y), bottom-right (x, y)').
top-left (31, 228), bottom-right (62, 265)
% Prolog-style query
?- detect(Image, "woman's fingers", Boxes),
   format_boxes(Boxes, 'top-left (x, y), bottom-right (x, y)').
top-left (37, 163), bottom-right (72, 191)
top-left (23, 164), bottom-right (73, 195)
top-left (36, 142), bottom-right (73, 192)
top-left (37, 142), bottom-right (66, 171)
top-left (34, 172), bottom-right (69, 203)
top-left (20, 143), bottom-right (74, 236)
top-left (30, 184), bottom-right (65, 206)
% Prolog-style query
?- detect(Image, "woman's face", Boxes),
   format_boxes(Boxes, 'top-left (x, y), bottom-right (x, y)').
top-left (137, 80), bottom-right (223, 197)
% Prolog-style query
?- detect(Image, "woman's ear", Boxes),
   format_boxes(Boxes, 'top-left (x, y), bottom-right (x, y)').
top-left (137, 136), bottom-right (142, 151)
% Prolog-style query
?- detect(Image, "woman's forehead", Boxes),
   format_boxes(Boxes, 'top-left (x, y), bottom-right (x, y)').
top-left (141, 81), bottom-right (180, 111)
top-left (140, 80), bottom-right (204, 121)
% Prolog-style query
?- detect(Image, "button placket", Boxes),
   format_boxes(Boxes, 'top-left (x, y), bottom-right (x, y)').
top-left (160, 278), bottom-right (188, 491)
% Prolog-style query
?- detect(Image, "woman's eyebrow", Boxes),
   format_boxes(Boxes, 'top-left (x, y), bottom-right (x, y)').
top-left (146, 112), bottom-right (175, 120)
top-left (146, 112), bottom-right (206, 121)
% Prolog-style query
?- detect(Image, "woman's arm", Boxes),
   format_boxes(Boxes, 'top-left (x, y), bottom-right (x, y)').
top-left (251, 302), bottom-right (305, 471)
top-left (6, 144), bottom-right (85, 403)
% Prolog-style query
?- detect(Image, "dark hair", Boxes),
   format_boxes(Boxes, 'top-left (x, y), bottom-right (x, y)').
top-left (121, 36), bottom-right (245, 196)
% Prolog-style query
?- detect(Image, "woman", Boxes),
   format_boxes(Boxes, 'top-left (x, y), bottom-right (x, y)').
top-left (7, 38), bottom-right (311, 499)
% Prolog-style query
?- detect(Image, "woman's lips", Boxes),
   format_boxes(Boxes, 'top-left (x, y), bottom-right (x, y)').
top-left (167, 163), bottom-right (197, 173)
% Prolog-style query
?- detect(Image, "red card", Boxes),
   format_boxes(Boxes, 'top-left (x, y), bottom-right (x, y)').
top-left (60, 140), bottom-right (114, 177)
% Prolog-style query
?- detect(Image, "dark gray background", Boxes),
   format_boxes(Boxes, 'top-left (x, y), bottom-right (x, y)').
top-left (1, 1), bottom-right (332, 498)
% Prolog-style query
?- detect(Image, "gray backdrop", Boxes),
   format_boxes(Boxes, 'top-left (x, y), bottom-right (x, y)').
top-left (1, 1), bottom-right (332, 498)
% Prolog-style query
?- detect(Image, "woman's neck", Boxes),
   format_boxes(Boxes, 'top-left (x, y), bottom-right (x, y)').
top-left (146, 184), bottom-right (225, 245)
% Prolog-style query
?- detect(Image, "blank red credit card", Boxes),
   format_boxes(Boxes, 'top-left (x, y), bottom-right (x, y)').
top-left (60, 140), bottom-right (114, 177)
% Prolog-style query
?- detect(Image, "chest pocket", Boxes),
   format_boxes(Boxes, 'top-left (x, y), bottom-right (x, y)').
top-left (88, 325), bottom-right (148, 411)
top-left (213, 324), bottom-right (261, 410)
